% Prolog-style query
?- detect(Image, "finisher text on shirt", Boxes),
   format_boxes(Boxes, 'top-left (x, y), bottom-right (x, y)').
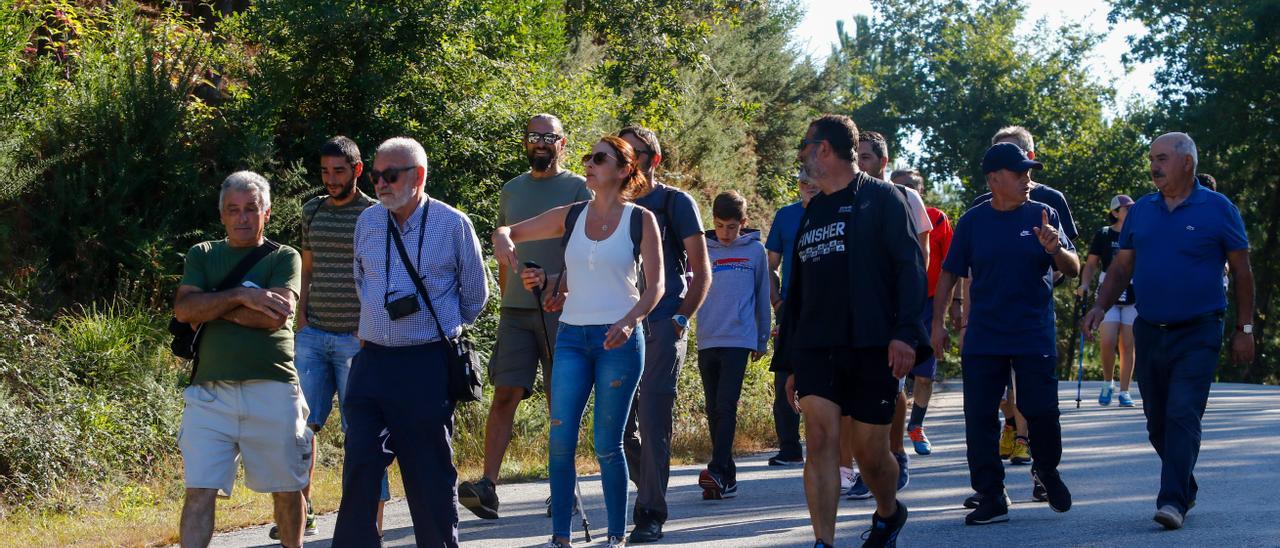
top-left (797, 221), bottom-right (846, 262)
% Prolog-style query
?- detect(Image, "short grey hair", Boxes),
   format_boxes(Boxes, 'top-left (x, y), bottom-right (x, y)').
top-left (1159, 132), bottom-right (1199, 172)
top-left (890, 168), bottom-right (925, 193)
top-left (375, 137), bottom-right (429, 176)
top-left (992, 125), bottom-right (1035, 153)
top-left (219, 171), bottom-right (271, 211)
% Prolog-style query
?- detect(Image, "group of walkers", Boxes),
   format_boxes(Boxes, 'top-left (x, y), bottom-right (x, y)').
top-left (170, 110), bottom-right (1255, 547)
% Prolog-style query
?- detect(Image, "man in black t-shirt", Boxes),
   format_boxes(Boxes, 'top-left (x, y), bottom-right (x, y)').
top-left (774, 114), bottom-right (927, 548)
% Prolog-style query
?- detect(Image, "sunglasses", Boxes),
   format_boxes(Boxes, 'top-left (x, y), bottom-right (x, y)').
top-left (370, 165), bottom-right (417, 184)
top-left (526, 132), bottom-right (562, 145)
top-left (797, 138), bottom-right (826, 151)
top-left (581, 151), bottom-right (619, 166)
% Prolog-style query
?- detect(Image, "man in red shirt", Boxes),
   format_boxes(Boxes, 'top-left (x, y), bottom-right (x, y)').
top-left (891, 169), bottom-right (953, 455)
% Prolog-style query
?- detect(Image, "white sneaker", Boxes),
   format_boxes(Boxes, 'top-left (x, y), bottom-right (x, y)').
top-left (840, 466), bottom-right (855, 490)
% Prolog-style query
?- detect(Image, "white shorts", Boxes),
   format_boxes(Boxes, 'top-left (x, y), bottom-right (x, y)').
top-left (1103, 304), bottom-right (1138, 326)
top-left (179, 380), bottom-right (312, 496)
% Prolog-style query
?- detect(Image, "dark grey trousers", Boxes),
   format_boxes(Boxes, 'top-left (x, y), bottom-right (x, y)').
top-left (624, 315), bottom-right (686, 522)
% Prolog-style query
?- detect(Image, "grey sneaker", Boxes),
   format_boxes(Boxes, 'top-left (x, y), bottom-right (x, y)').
top-left (1154, 505), bottom-right (1185, 530)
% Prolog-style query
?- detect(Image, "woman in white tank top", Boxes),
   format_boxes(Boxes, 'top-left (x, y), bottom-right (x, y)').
top-left (492, 136), bottom-right (664, 548)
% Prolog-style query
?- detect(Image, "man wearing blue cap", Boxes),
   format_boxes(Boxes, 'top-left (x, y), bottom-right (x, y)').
top-left (1084, 132), bottom-right (1254, 531)
top-left (932, 142), bottom-right (1080, 525)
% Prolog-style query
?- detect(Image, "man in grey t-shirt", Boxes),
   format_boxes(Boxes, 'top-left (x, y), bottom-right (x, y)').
top-left (459, 114), bottom-right (590, 520)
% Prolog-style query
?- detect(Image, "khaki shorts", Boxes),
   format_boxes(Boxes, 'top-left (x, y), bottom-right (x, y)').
top-left (488, 307), bottom-right (558, 397)
top-left (179, 380), bottom-right (312, 496)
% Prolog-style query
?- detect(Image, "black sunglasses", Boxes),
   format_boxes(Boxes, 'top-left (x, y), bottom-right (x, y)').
top-left (797, 138), bottom-right (826, 151)
top-left (581, 151), bottom-right (619, 166)
top-left (526, 132), bottom-right (562, 145)
top-left (370, 165), bottom-right (417, 184)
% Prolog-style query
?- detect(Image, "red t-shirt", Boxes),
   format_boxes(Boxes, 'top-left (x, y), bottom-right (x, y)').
top-left (926, 207), bottom-right (953, 298)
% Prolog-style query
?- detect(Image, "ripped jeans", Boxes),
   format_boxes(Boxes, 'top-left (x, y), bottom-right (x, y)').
top-left (548, 322), bottom-right (644, 539)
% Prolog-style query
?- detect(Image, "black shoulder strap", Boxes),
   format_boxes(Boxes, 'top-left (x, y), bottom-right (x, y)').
top-left (630, 204), bottom-right (643, 262)
top-left (560, 201), bottom-right (589, 249)
top-left (304, 195), bottom-right (328, 234)
top-left (213, 240), bottom-right (281, 292)
top-left (388, 200), bottom-right (458, 350)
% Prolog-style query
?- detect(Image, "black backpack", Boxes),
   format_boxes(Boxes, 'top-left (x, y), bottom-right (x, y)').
top-left (560, 201), bottom-right (644, 261)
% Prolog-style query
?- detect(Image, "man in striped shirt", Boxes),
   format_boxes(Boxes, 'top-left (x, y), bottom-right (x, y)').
top-left (288, 136), bottom-right (382, 539)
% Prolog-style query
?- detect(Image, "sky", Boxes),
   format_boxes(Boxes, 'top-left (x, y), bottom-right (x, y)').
top-left (790, 0), bottom-right (1160, 103)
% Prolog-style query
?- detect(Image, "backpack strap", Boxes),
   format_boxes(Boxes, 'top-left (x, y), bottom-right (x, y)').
top-left (213, 239), bottom-right (281, 292)
top-left (630, 204), bottom-right (643, 262)
top-left (560, 201), bottom-right (589, 249)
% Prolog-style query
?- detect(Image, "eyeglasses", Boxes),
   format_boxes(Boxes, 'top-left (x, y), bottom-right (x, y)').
top-left (797, 138), bottom-right (826, 151)
top-left (582, 151), bottom-right (619, 166)
top-left (633, 148), bottom-right (654, 157)
top-left (526, 132), bottom-right (562, 145)
top-left (370, 165), bottom-right (417, 185)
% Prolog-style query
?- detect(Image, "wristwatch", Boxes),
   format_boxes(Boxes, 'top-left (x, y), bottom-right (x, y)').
top-left (672, 314), bottom-right (690, 330)
top-left (1238, 324), bottom-right (1254, 335)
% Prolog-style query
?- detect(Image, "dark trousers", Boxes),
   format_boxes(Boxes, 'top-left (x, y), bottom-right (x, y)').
top-left (1133, 314), bottom-right (1223, 513)
top-left (962, 354), bottom-right (1062, 498)
top-left (773, 369), bottom-right (803, 459)
top-left (334, 341), bottom-right (458, 547)
top-left (697, 347), bottom-right (750, 484)
top-left (624, 316), bottom-right (686, 522)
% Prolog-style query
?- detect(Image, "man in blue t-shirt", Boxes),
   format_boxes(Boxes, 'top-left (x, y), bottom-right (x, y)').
top-left (763, 171), bottom-right (820, 467)
top-left (933, 143), bottom-right (1080, 526)
top-left (618, 126), bottom-right (712, 544)
top-left (1084, 132), bottom-right (1254, 531)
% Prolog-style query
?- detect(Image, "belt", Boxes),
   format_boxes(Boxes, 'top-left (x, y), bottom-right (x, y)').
top-left (1146, 310), bottom-right (1224, 331)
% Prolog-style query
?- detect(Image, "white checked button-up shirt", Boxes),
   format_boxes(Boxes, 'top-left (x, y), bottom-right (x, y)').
top-left (354, 194), bottom-right (489, 347)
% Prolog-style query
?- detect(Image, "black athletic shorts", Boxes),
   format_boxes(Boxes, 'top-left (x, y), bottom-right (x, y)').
top-left (792, 346), bottom-right (898, 425)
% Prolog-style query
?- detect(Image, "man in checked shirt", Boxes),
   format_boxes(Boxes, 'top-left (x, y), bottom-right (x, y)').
top-left (333, 137), bottom-right (489, 547)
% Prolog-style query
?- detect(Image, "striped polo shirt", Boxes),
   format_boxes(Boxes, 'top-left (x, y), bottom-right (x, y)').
top-left (302, 190), bottom-right (376, 333)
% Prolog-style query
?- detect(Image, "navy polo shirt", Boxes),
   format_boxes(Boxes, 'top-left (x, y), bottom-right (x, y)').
top-left (942, 200), bottom-right (1074, 356)
top-left (1119, 183), bottom-right (1248, 324)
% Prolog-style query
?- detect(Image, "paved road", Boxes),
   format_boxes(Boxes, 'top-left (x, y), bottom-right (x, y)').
top-left (210, 381), bottom-right (1280, 547)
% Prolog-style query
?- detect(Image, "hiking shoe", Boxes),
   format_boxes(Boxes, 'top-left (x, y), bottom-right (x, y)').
top-left (1032, 468), bottom-right (1071, 512)
top-left (459, 477), bottom-right (500, 519)
top-left (543, 494), bottom-right (580, 517)
top-left (608, 535), bottom-right (627, 547)
top-left (1009, 437), bottom-right (1032, 465)
top-left (895, 452), bottom-right (910, 491)
top-left (846, 472), bottom-right (872, 500)
top-left (908, 426), bottom-right (932, 455)
top-left (768, 453), bottom-right (804, 466)
top-left (628, 512), bottom-right (664, 544)
top-left (699, 469), bottom-right (728, 500)
top-left (1099, 385), bottom-right (1114, 406)
top-left (963, 490), bottom-right (1011, 510)
top-left (1154, 505), bottom-right (1184, 530)
top-left (840, 466), bottom-right (855, 491)
top-left (1118, 391), bottom-right (1135, 407)
top-left (998, 424), bottom-right (1016, 458)
top-left (964, 492), bottom-right (1010, 525)
top-left (268, 504), bottom-right (317, 540)
top-left (722, 481), bottom-right (739, 499)
top-left (860, 500), bottom-right (907, 547)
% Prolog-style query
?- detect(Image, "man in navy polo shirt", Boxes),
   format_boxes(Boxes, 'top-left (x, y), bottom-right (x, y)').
top-left (1084, 132), bottom-right (1254, 531)
top-left (932, 143), bottom-right (1080, 526)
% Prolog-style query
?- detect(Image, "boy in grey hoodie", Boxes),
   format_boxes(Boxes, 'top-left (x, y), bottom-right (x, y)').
top-left (696, 191), bottom-right (772, 500)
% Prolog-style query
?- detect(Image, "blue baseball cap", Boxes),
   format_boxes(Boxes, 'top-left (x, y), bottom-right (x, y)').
top-left (982, 142), bottom-right (1043, 174)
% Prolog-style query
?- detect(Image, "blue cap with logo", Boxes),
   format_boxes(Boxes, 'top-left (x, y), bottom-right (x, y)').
top-left (982, 142), bottom-right (1044, 174)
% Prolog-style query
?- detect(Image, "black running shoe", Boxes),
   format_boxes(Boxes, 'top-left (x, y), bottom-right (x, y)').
top-left (1032, 468), bottom-right (1071, 512)
top-left (1031, 473), bottom-right (1048, 502)
top-left (768, 454), bottom-right (804, 466)
top-left (963, 490), bottom-right (1010, 509)
top-left (459, 477), bottom-right (500, 519)
top-left (964, 493), bottom-right (1010, 525)
top-left (628, 511), bottom-right (664, 544)
top-left (861, 500), bottom-right (907, 547)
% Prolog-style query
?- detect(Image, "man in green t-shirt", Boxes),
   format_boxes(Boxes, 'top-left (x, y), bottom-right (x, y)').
top-left (459, 113), bottom-right (591, 520)
top-left (173, 171), bottom-right (308, 548)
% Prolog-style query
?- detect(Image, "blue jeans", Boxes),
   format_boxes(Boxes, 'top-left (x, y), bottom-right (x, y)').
top-left (1133, 314), bottom-right (1223, 513)
top-left (549, 323), bottom-right (644, 539)
top-left (296, 326), bottom-right (390, 501)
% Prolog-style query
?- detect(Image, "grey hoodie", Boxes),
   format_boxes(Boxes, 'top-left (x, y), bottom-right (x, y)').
top-left (697, 229), bottom-right (771, 352)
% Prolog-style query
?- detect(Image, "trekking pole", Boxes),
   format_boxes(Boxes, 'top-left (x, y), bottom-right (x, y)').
top-left (524, 261), bottom-right (591, 542)
top-left (1074, 294), bottom-right (1088, 409)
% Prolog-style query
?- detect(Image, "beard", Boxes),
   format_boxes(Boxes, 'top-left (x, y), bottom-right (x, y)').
top-left (329, 178), bottom-right (356, 200)
top-left (378, 185), bottom-right (415, 211)
top-left (802, 149), bottom-right (826, 180)
top-left (527, 148), bottom-right (557, 172)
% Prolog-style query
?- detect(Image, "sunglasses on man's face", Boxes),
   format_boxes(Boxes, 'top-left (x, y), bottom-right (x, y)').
top-left (371, 165), bottom-right (416, 185)
top-left (582, 151), bottom-right (619, 166)
top-left (797, 138), bottom-right (825, 151)
top-left (526, 132), bottom-right (562, 145)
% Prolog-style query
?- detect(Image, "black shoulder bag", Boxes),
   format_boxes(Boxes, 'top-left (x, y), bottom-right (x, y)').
top-left (387, 201), bottom-right (484, 403)
top-left (169, 240), bottom-right (282, 382)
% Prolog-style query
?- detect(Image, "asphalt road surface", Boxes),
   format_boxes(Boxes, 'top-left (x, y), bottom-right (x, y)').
top-left (209, 381), bottom-right (1280, 547)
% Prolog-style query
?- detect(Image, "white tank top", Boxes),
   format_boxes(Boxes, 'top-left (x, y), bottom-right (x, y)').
top-left (560, 203), bottom-right (641, 326)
